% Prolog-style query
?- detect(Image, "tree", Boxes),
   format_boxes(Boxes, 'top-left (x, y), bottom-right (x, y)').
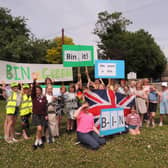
top-left (46, 36), bottom-right (74, 64)
top-left (0, 7), bottom-right (30, 62)
top-left (28, 38), bottom-right (49, 63)
top-left (0, 7), bottom-right (49, 63)
top-left (94, 11), bottom-right (167, 79)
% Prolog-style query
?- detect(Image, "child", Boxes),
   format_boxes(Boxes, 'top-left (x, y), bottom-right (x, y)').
top-left (31, 78), bottom-right (48, 150)
top-left (56, 86), bottom-right (67, 130)
top-left (20, 84), bottom-right (32, 139)
top-left (147, 85), bottom-right (159, 127)
top-left (159, 82), bottom-right (168, 126)
top-left (65, 84), bottom-right (78, 132)
top-left (5, 82), bottom-right (21, 143)
top-left (126, 105), bottom-right (141, 135)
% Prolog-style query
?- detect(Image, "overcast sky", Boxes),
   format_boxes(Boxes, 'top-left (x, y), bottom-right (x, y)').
top-left (1, 0), bottom-right (168, 55)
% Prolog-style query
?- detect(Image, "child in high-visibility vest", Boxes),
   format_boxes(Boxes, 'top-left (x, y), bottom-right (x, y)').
top-left (5, 82), bottom-right (21, 143)
top-left (20, 84), bottom-right (32, 139)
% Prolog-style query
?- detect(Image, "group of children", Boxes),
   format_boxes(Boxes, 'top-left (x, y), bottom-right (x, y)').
top-left (1, 75), bottom-right (168, 150)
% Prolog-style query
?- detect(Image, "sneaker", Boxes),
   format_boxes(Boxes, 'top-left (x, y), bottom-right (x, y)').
top-left (46, 138), bottom-right (50, 144)
top-left (38, 143), bottom-right (44, 149)
top-left (32, 144), bottom-right (38, 150)
top-left (12, 138), bottom-right (19, 142)
top-left (146, 120), bottom-right (150, 128)
top-left (6, 139), bottom-right (14, 144)
top-left (159, 122), bottom-right (163, 127)
top-left (152, 122), bottom-right (155, 128)
top-left (51, 137), bottom-right (55, 143)
top-left (74, 141), bottom-right (80, 145)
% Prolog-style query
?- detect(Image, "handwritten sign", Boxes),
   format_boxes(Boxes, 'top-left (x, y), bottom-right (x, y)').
top-left (62, 45), bottom-right (94, 67)
top-left (100, 108), bottom-right (125, 136)
top-left (127, 72), bottom-right (137, 79)
top-left (0, 60), bottom-right (73, 83)
top-left (95, 60), bottom-right (125, 79)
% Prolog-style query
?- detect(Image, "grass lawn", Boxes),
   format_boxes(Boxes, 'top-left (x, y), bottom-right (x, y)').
top-left (1, 100), bottom-right (168, 168)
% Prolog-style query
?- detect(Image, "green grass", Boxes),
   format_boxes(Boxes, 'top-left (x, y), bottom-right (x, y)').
top-left (0, 100), bottom-right (168, 168)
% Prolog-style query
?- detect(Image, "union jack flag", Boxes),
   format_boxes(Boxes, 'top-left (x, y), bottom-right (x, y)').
top-left (84, 89), bottom-right (135, 128)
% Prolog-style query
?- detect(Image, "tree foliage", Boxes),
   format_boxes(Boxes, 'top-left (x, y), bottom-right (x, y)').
top-left (94, 11), bottom-right (167, 78)
top-left (0, 7), bottom-right (48, 63)
top-left (46, 36), bottom-right (74, 64)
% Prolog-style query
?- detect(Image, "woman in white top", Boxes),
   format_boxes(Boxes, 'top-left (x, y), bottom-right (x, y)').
top-left (135, 82), bottom-right (148, 126)
top-left (45, 84), bottom-right (59, 143)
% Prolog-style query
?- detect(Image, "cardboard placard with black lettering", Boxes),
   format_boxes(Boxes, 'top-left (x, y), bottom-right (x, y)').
top-left (95, 60), bottom-right (125, 79)
top-left (62, 45), bottom-right (94, 67)
top-left (100, 108), bottom-right (125, 136)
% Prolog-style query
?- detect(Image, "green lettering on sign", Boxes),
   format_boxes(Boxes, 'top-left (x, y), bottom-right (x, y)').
top-left (6, 64), bottom-right (13, 80)
top-left (42, 68), bottom-right (49, 79)
top-left (21, 66), bottom-right (30, 80)
top-left (13, 66), bottom-right (21, 80)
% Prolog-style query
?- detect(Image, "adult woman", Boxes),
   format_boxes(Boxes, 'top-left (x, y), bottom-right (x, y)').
top-left (45, 84), bottom-right (59, 143)
top-left (74, 102), bottom-right (106, 150)
top-left (129, 80), bottom-right (136, 95)
top-left (135, 82), bottom-right (148, 126)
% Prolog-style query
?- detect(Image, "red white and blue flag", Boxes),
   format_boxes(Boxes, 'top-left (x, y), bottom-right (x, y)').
top-left (84, 89), bottom-right (135, 128)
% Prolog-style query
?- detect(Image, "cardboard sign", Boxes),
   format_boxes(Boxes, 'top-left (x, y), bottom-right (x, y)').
top-left (62, 45), bottom-right (94, 67)
top-left (0, 60), bottom-right (73, 83)
top-left (100, 108), bottom-right (125, 136)
top-left (127, 72), bottom-right (137, 79)
top-left (95, 60), bottom-right (125, 79)
top-left (41, 85), bottom-right (69, 96)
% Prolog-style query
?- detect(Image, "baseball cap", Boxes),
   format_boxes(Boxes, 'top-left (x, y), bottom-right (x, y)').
top-left (22, 84), bottom-right (30, 89)
top-left (161, 82), bottom-right (167, 87)
top-left (10, 82), bottom-right (19, 88)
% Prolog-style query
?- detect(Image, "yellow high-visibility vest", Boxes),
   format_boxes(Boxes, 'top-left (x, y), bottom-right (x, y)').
top-left (28, 96), bottom-right (32, 114)
top-left (20, 94), bottom-right (32, 116)
top-left (6, 92), bottom-right (17, 114)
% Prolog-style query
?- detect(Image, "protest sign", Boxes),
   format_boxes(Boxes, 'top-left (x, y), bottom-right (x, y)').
top-left (100, 108), bottom-right (125, 136)
top-left (62, 45), bottom-right (94, 67)
top-left (95, 60), bottom-right (125, 79)
top-left (0, 60), bottom-right (73, 83)
top-left (41, 85), bottom-right (69, 96)
top-left (127, 72), bottom-right (137, 79)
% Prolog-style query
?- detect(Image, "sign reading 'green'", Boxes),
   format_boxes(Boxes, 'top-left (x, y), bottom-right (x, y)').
top-left (62, 45), bottom-right (94, 67)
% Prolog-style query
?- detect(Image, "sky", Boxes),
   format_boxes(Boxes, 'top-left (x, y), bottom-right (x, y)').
top-left (1, 0), bottom-right (168, 56)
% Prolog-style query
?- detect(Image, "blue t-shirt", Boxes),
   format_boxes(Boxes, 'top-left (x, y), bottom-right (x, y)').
top-left (148, 91), bottom-right (158, 102)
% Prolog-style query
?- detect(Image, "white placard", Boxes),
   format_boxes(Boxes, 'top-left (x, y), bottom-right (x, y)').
top-left (64, 51), bottom-right (92, 62)
top-left (0, 60), bottom-right (73, 83)
top-left (127, 72), bottom-right (137, 79)
top-left (98, 63), bottom-right (116, 76)
top-left (100, 108), bottom-right (125, 136)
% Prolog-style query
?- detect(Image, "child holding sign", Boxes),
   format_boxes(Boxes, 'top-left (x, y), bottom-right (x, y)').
top-left (126, 105), bottom-right (141, 135)
top-left (65, 84), bottom-right (78, 132)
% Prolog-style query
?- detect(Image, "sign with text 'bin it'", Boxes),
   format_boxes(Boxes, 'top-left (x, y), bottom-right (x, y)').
top-left (100, 108), bottom-right (125, 136)
top-left (95, 60), bottom-right (125, 79)
top-left (62, 45), bottom-right (94, 67)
